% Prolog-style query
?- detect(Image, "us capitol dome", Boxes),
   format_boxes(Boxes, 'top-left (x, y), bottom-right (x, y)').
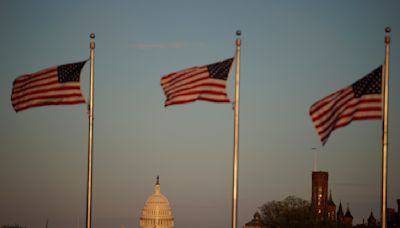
top-left (139, 176), bottom-right (174, 228)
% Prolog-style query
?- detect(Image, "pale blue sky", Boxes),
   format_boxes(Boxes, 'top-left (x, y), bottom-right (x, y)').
top-left (1, 1), bottom-right (400, 228)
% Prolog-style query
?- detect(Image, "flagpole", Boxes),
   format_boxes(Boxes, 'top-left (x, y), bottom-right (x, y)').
top-left (381, 27), bottom-right (391, 228)
top-left (232, 30), bottom-right (241, 228)
top-left (86, 33), bottom-right (95, 228)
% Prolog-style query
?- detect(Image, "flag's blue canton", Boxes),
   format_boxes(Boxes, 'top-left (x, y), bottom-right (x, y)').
top-left (352, 65), bottom-right (382, 98)
top-left (207, 58), bottom-right (234, 80)
top-left (57, 61), bottom-right (86, 83)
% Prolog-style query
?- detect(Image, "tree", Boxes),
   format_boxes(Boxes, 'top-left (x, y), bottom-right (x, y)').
top-left (259, 195), bottom-right (335, 228)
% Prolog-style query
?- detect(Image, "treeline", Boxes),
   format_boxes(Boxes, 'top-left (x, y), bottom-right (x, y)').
top-left (0, 225), bottom-right (27, 228)
top-left (259, 196), bottom-right (340, 228)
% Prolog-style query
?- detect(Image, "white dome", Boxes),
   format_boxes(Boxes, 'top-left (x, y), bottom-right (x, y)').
top-left (140, 177), bottom-right (174, 228)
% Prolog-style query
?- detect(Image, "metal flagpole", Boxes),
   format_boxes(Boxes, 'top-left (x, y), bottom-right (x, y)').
top-left (232, 30), bottom-right (241, 228)
top-left (86, 33), bottom-right (95, 228)
top-left (381, 27), bottom-right (391, 228)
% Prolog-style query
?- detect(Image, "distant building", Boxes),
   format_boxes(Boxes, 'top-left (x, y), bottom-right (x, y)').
top-left (367, 211), bottom-right (377, 227)
top-left (386, 199), bottom-right (400, 227)
top-left (243, 212), bottom-right (266, 228)
top-left (360, 199), bottom-right (400, 227)
top-left (388, 208), bottom-right (396, 226)
top-left (311, 171), bottom-right (354, 226)
top-left (139, 176), bottom-right (174, 228)
top-left (337, 202), bottom-right (344, 224)
top-left (311, 171), bottom-right (330, 219)
top-left (342, 205), bottom-right (354, 227)
top-left (327, 191), bottom-right (337, 221)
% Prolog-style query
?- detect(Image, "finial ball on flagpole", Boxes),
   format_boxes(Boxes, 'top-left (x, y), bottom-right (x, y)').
top-left (90, 33), bottom-right (95, 39)
top-left (236, 30), bottom-right (241, 36)
top-left (385, 27), bottom-right (391, 33)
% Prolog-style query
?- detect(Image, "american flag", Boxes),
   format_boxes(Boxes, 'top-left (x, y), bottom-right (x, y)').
top-left (160, 58), bottom-right (234, 106)
top-left (309, 66), bottom-right (382, 145)
top-left (11, 61), bottom-right (87, 112)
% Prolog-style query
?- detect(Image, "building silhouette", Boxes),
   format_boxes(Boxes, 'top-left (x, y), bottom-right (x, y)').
top-left (367, 211), bottom-right (377, 227)
top-left (248, 170), bottom-right (400, 227)
top-left (327, 191), bottom-right (337, 221)
top-left (343, 205), bottom-right (354, 227)
top-left (243, 212), bottom-right (266, 228)
top-left (311, 171), bottom-right (329, 219)
top-left (355, 200), bottom-right (400, 227)
top-left (311, 171), bottom-right (353, 227)
top-left (385, 200), bottom-right (400, 227)
top-left (337, 202), bottom-right (344, 224)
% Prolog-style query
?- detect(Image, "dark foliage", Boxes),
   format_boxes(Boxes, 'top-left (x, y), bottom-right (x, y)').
top-left (259, 195), bottom-right (336, 228)
top-left (0, 225), bottom-right (27, 228)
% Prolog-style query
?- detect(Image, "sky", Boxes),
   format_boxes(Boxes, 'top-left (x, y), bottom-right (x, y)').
top-left (1, 1), bottom-right (400, 228)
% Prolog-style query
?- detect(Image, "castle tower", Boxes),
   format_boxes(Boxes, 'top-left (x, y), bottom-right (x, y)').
top-left (326, 191), bottom-right (336, 221)
top-left (311, 171), bottom-right (329, 218)
top-left (140, 176), bottom-right (174, 228)
top-left (337, 202), bottom-right (344, 224)
top-left (343, 205), bottom-right (353, 227)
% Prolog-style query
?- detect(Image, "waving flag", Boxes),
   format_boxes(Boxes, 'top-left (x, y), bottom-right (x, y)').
top-left (161, 58), bottom-right (234, 106)
top-left (310, 66), bottom-right (382, 145)
top-left (11, 61), bottom-right (87, 112)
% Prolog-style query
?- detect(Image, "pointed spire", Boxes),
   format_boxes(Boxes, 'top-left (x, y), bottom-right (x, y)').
top-left (345, 203), bottom-right (353, 218)
top-left (337, 201), bottom-right (344, 221)
top-left (328, 190), bottom-right (336, 206)
top-left (369, 210), bottom-right (375, 219)
top-left (368, 210), bottom-right (376, 225)
top-left (156, 175), bottom-right (160, 185)
top-left (338, 202), bottom-right (343, 213)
